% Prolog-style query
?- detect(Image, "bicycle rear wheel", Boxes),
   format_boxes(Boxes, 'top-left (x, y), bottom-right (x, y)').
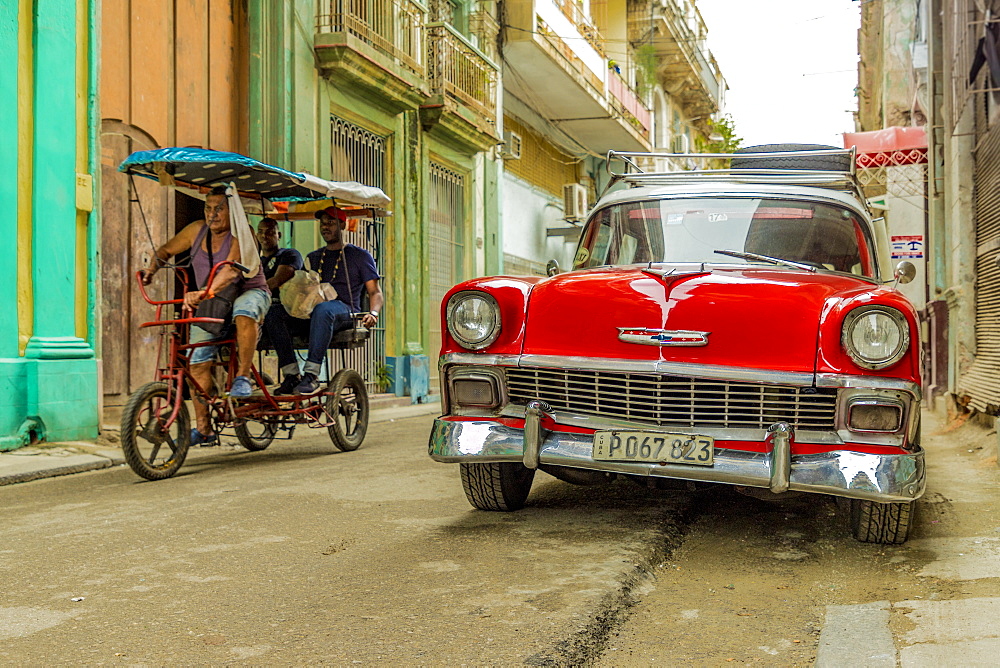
top-left (121, 382), bottom-right (191, 480)
top-left (326, 369), bottom-right (369, 452)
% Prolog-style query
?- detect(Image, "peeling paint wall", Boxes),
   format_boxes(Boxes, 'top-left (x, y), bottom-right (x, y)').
top-left (858, 0), bottom-right (928, 131)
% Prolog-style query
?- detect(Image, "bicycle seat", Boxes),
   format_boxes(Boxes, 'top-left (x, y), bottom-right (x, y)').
top-left (257, 325), bottom-right (370, 352)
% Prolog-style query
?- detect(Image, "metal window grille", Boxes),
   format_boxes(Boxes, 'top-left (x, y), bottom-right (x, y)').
top-left (428, 162), bottom-right (466, 386)
top-left (503, 253), bottom-right (548, 277)
top-left (328, 115), bottom-right (387, 394)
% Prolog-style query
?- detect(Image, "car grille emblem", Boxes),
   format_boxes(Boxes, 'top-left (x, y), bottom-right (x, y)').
top-left (617, 327), bottom-right (710, 347)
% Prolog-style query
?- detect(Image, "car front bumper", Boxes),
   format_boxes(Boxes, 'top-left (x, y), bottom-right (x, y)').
top-left (428, 416), bottom-right (925, 503)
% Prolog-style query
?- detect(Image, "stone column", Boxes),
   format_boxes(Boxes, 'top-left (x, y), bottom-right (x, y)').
top-left (23, 0), bottom-right (98, 442)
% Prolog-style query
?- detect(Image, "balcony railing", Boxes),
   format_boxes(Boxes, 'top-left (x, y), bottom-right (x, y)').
top-left (535, 17), bottom-right (605, 96)
top-left (426, 22), bottom-right (499, 123)
top-left (608, 70), bottom-right (651, 132)
top-left (316, 0), bottom-right (425, 75)
top-left (554, 0), bottom-right (607, 58)
top-left (650, 0), bottom-right (721, 108)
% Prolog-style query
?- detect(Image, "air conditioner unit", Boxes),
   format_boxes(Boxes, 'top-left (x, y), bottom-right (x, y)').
top-left (670, 134), bottom-right (690, 154)
top-left (563, 183), bottom-right (589, 221)
top-left (500, 131), bottom-right (522, 160)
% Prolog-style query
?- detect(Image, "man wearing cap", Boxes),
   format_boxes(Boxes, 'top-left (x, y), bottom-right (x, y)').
top-left (266, 205), bottom-right (383, 395)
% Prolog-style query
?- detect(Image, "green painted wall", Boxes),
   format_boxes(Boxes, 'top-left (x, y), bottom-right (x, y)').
top-left (0, 7), bottom-right (16, 356)
top-left (0, 0), bottom-right (99, 448)
top-left (0, 0), bottom-right (28, 447)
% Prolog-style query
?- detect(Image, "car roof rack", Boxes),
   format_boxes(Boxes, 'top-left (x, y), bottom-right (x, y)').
top-left (605, 149), bottom-right (866, 204)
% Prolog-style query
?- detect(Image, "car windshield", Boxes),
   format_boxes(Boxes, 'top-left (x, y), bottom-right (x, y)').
top-left (573, 197), bottom-right (875, 278)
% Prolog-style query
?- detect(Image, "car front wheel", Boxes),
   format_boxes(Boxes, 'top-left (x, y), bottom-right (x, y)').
top-left (849, 498), bottom-right (914, 544)
top-left (460, 462), bottom-right (535, 511)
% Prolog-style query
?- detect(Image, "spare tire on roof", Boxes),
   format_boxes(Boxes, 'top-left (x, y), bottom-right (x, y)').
top-left (730, 143), bottom-right (853, 172)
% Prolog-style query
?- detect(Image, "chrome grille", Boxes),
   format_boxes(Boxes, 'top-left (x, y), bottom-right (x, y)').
top-left (505, 367), bottom-right (838, 430)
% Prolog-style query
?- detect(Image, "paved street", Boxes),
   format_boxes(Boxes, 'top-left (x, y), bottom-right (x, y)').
top-left (0, 414), bottom-right (690, 665)
top-left (598, 408), bottom-right (1000, 666)
top-left (1, 408), bottom-right (998, 665)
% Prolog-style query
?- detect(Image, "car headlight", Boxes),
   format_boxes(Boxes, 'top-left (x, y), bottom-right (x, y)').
top-left (447, 291), bottom-right (501, 350)
top-left (841, 306), bottom-right (909, 370)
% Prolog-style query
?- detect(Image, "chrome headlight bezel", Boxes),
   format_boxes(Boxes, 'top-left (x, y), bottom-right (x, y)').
top-left (446, 290), bottom-right (502, 350)
top-left (841, 305), bottom-right (910, 370)
top-left (446, 366), bottom-right (506, 412)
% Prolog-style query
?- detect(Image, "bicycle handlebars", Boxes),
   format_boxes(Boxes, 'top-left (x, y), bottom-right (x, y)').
top-left (136, 260), bottom-right (250, 329)
top-left (136, 260), bottom-right (249, 306)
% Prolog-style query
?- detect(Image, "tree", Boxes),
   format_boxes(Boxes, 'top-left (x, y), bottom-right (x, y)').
top-left (696, 114), bottom-right (742, 169)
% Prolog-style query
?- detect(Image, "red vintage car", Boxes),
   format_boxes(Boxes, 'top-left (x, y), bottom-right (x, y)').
top-left (428, 145), bottom-right (923, 544)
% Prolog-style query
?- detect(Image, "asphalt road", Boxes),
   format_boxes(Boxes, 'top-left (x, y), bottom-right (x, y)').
top-left (598, 408), bottom-right (1000, 666)
top-left (3, 409), bottom-right (997, 666)
top-left (0, 414), bottom-right (694, 665)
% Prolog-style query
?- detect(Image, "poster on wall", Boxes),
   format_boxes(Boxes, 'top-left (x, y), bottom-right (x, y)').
top-left (891, 235), bottom-right (924, 259)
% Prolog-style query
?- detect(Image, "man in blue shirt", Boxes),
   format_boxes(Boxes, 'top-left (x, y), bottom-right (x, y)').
top-left (265, 206), bottom-right (383, 395)
top-left (258, 217), bottom-right (304, 293)
top-left (259, 217), bottom-right (305, 394)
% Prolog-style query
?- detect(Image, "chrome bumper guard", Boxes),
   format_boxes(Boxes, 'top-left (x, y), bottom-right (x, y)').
top-left (428, 417), bottom-right (925, 503)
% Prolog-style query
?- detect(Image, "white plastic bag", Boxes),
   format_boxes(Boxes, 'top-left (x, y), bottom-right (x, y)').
top-left (279, 269), bottom-right (338, 319)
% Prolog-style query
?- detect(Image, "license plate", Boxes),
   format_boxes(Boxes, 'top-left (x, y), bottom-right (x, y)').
top-left (592, 430), bottom-right (714, 466)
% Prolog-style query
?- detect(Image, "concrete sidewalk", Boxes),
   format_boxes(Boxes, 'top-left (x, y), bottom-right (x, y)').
top-left (0, 400), bottom-right (439, 487)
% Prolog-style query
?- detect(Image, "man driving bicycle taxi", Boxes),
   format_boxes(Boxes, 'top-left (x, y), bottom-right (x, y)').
top-left (262, 205), bottom-right (383, 396)
top-left (141, 185), bottom-right (271, 446)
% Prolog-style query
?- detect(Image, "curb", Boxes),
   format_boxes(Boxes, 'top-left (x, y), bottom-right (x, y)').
top-left (0, 457), bottom-right (115, 486)
top-left (0, 403), bottom-right (439, 488)
top-left (0, 447), bottom-right (124, 487)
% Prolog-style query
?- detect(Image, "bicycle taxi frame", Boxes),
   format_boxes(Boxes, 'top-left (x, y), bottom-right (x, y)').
top-left (117, 147), bottom-right (391, 480)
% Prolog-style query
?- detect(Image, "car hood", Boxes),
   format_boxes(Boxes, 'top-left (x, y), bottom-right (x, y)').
top-left (522, 266), bottom-right (876, 373)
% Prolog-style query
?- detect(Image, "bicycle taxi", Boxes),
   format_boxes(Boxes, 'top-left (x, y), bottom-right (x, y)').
top-left (117, 147), bottom-right (391, 480)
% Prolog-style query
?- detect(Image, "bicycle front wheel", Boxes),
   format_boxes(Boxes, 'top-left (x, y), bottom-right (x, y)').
top-left (121, 382), bottom-right (191, 480)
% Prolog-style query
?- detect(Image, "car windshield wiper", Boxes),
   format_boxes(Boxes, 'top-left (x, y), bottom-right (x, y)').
top-left (713, 249), bottom-right (818, 272)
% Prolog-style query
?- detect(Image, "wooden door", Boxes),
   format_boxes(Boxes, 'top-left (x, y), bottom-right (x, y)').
top-left (99, 121), bottom-right (172, 418)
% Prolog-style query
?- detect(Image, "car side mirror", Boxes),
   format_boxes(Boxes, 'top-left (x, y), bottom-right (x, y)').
top-left (546, 259), bottom-right (561, 277)
top-left (894, 260), bottom-right (916, 285)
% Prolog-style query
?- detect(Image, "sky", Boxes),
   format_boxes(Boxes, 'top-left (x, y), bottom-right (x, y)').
top-left (696, 0), bottom-right (862, 148)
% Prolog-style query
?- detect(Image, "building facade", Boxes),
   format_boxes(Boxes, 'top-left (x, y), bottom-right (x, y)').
top-left (1, 0), bottom-right (100, 450)
top-left (0, 0), bottom-right (725, 449)
top-left (498, 0), bottom-right (725, 274)
top-left (853, 0), bottom-right (931, 310)
top-left (98, 0), bottom-right (504, 413)
top-left (929, 0), bottom-right (1000, 415)
top-left (250, 0), bottom-right (502, 391)
top-left (868, 0), bottom-right (1000, 415)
